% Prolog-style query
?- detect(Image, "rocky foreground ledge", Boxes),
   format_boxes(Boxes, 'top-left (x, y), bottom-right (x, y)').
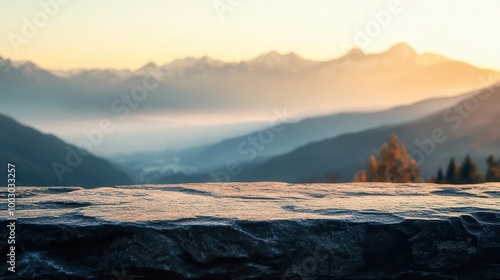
top-left (1, 183), bottom-right (500, 279)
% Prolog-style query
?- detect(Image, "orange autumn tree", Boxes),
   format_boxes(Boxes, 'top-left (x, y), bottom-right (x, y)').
top-left (353, 133), bottom-right (423, 183)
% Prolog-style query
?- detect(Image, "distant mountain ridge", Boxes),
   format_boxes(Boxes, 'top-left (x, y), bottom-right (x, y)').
top-left (41, 43), bottom-right (497, 82)
top-left (3, 43), bottom-right (499, 84)
top-left (239, 84), bottom-right (500, 182)
top-left (1, 43), bottom-right (499, 122)
top-left (2, 43), bottom-right (500, 159)
top-left (180, 91), bottom-right (478, 171)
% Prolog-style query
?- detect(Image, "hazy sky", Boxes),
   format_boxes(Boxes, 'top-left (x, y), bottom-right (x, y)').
top-left (1, 0), bottom-right (500, 71)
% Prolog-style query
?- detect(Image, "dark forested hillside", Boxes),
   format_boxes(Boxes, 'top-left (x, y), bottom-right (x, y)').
top-left (0, 114), bottom-right (132, 187)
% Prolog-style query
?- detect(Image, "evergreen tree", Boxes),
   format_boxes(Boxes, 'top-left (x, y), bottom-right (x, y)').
top-left (460, 155), bottom-right (473, 183)
top-left (445, 158), bottom-right (458, 184)
top-left (487, 155), bottom-right (495, 168)
top-left (486, 155), bottom-right (500, 182)
top-left (459, 155), bottom-right (483, 184)
top-left (353, 134), bottom-right (422, 183)
top-left (436, 168), bottom-right (444, 183)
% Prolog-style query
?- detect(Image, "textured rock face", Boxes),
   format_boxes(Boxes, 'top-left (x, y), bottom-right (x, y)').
top-left (1, 183), bottom-right (500, 279)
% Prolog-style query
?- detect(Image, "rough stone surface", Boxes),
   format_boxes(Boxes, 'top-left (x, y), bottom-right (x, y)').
top-left (1, 183), bottom-right (499, 279)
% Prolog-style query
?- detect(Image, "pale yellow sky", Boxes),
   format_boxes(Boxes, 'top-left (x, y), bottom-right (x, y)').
top-left (1, 0), bottom-right (500, 71)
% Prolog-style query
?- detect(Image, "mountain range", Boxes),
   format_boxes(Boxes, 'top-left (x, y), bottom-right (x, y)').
top-left (2, 43), bottom-right (500, 186)
top-left (238, 84), bottom-right (500, 182)
top-left (176, 91), bottom-right (477, 170)
top-left (2, 43), bottom-right (499, 125)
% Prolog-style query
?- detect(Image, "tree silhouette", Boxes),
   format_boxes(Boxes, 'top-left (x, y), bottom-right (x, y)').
top-left (486, 155), bottom-right (500, 182)
top-left (433, 155), bottom-right (486, 184)
top-left (445, 158), bottom-right (459, 184)
top-left (459, 155), bottom-right (483, 184)
top-left (353, 134), bottom-right (422, 183)
top-left (436, 168), bottom-right (444, 183)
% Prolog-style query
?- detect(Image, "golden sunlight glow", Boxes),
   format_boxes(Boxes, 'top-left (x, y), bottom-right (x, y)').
top-left (1, 0), bottom-right (500, 71)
